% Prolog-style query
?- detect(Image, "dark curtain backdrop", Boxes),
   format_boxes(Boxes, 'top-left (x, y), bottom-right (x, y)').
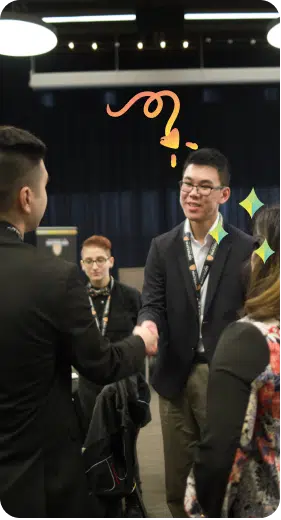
top-left (0, 57), bottom-right (279, 269)
top-left (39, 187), bottom-right (279, 269)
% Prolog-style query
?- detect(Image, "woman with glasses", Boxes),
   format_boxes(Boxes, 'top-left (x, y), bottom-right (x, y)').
top-left (79, 234), bottom-right (149, 518)
top-left (184, 205), bottom-right (280, 518)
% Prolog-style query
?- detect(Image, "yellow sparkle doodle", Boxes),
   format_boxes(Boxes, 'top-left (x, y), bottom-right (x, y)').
top-left (254, 239), bottom-right (275, 264)
top-left (239, 188), bottom-right (264, 218)
top-left (209, 221), bottom-right (228, 244)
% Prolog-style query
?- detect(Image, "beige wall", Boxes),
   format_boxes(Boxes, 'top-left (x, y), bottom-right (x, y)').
top-left (118, 267), bottom-right (144, 293)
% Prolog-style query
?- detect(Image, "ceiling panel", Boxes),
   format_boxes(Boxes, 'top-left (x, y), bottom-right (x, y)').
top-left (3, 0), bottom-right (279, 70)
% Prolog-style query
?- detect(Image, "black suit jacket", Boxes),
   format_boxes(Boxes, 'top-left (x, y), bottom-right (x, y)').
top-left (0, 225), bottom-right (145, 518)
top-left (138, 221), bottom-right (254, 400)
top-left (78, 281), bottom-right (143, 426)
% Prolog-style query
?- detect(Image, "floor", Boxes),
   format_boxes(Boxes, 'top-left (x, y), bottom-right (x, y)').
top-left (137, 389), bottom-right (171, 518)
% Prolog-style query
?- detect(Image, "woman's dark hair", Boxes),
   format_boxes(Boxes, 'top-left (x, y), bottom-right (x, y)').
top-left (244, 205), bottom-right (280, 322)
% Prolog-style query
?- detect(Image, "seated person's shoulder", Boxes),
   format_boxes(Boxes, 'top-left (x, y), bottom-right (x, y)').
top-left (117, 280), bottom-right (141, 299)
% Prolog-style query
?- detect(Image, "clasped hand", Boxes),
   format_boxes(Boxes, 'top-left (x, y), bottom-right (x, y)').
top-left (133, 320), bottom-right (159, 356)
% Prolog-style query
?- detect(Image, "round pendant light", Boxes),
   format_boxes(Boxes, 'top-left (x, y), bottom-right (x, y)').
top-left (0, 13), bottom-right (57, 57)
top-left (267, 20), bottom-right (280, 49)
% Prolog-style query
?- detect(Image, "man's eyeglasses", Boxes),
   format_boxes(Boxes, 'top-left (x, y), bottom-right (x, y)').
top-left (179, 180), bottom-right (225, 197)
top-left (83, 257), bottom-right (110, 267)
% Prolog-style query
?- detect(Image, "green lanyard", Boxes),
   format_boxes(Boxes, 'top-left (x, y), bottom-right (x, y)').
top-left (183, 214), bottom-right (222, 319)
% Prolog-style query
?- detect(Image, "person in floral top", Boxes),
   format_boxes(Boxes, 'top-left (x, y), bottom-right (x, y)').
top-left (184, 205), bottom-right (280, 517)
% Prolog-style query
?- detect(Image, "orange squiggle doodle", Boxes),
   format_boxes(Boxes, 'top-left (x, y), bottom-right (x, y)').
top-left (171, 154), bottom-right (177, 168)
top-left (106, 90), bottom-right (180, 150)
top-left (107, 90), bottom-right (199, 168)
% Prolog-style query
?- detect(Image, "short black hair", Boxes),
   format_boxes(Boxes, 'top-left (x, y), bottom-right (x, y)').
top-left (0, 126), bottom-right (46, 213)
top-left (183, 148), bottom-right (230, 186)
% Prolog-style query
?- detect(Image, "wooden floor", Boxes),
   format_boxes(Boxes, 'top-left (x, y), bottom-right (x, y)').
top-left (137, 389), bottom-right (172, 518)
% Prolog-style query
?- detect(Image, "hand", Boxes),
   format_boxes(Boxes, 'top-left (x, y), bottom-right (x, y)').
top-left (140, 320), bottom-right (159, 336)
top-left (133, 324), bottom-right (158, 357)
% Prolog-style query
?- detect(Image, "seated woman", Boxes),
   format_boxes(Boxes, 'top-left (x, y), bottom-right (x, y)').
top-left (184, 205), bottom-right (280, 518)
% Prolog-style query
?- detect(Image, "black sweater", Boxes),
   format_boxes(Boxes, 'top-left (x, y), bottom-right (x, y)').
top-left (193, 320), bottom-right (270, 517)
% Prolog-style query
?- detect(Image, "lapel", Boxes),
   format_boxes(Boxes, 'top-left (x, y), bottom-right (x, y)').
top-left (108, 281), bottom-right (118, 317)
top-left (204, 223), bottom-right (232, 317)
top-left (174, 223), bottom-right (198, 316)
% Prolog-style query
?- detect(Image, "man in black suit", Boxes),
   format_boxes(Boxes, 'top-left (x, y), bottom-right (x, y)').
top-left (138, 148), bottom-right (254, 517)
top-left (0, 126), bottom-right (158, 518)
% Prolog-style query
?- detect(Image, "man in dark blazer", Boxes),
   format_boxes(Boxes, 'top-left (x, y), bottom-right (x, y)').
top-left (0, 126), bottom-right (158, 518)
top-left (138, 148), bottom-right (254, 517)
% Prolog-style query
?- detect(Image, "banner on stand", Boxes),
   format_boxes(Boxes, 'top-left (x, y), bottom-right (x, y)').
top-left (36, 227), bottom-right (78, 262)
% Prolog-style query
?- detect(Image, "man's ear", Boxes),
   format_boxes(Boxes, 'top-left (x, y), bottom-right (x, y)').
top-left (219, 186), bottom-right (231, 205)
top-left (80, 259), bottom-right (85, 272)
top-left (18, 186), bottom-right (32, 215)
top-left (109, 256), bottom-right (115, 269)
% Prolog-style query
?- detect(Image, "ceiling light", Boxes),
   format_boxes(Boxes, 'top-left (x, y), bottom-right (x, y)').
top-left (68, 42), bottom-right (75, 50)
top-left (183, 40), bottom-right (189, 48)
top-left (205, 37), bottom-right (212, 43)
top-left (43, 14), bottom-right (136, 24)
top-left (227, 39), bottom-right (234, 44)
top-left (267, 22), bottom-right (280, 48)
top-left (184, 12), bottom-right (279, 21)
top-left (250, 39), bottom-right (257, 45)
top-left (0, 13), bottom-right (57, 57)
top-left (91, 42), bottom-right (98, 50)
top-left (137, 41), bottom-right (143, 50)
top-left (160, 41), bottom-right (166, 49)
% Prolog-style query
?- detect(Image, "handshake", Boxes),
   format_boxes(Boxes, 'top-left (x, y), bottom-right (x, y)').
top-left (133, 320), bottom-right (159, 357)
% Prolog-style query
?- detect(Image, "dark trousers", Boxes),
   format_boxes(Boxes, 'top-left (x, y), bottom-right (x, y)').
top-left (159, 363), bottom-right (209, 518)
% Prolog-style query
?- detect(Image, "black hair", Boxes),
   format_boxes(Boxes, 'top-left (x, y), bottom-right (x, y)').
top-left (183, 148), bottom-right (230, 186)
top-left (0, 126), bottom-right (46, 212)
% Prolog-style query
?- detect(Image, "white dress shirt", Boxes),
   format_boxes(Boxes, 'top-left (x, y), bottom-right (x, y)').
top-left (184, 213), bottom-right (220, 352)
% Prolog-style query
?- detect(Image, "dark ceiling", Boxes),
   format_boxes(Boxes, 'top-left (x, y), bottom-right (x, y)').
top-left (3, 0), bottom-right (280, 71)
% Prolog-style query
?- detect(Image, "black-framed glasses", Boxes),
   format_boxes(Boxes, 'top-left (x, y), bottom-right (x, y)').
top-left (83, 257), bottom-right (110, 267)
top-left (179, 180), bottom-right (225, 196)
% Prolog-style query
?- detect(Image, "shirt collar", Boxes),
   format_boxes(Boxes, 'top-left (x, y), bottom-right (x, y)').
top-left (184, 213), bottom-right (220, 246)
top-left (0, 220), bottom-right (23, 241)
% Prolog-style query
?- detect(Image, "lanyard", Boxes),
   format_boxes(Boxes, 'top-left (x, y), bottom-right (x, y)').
top-left (88, 277), bottom-right (114, 337)
top-left (183, 215), bottom-right (222, 319)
